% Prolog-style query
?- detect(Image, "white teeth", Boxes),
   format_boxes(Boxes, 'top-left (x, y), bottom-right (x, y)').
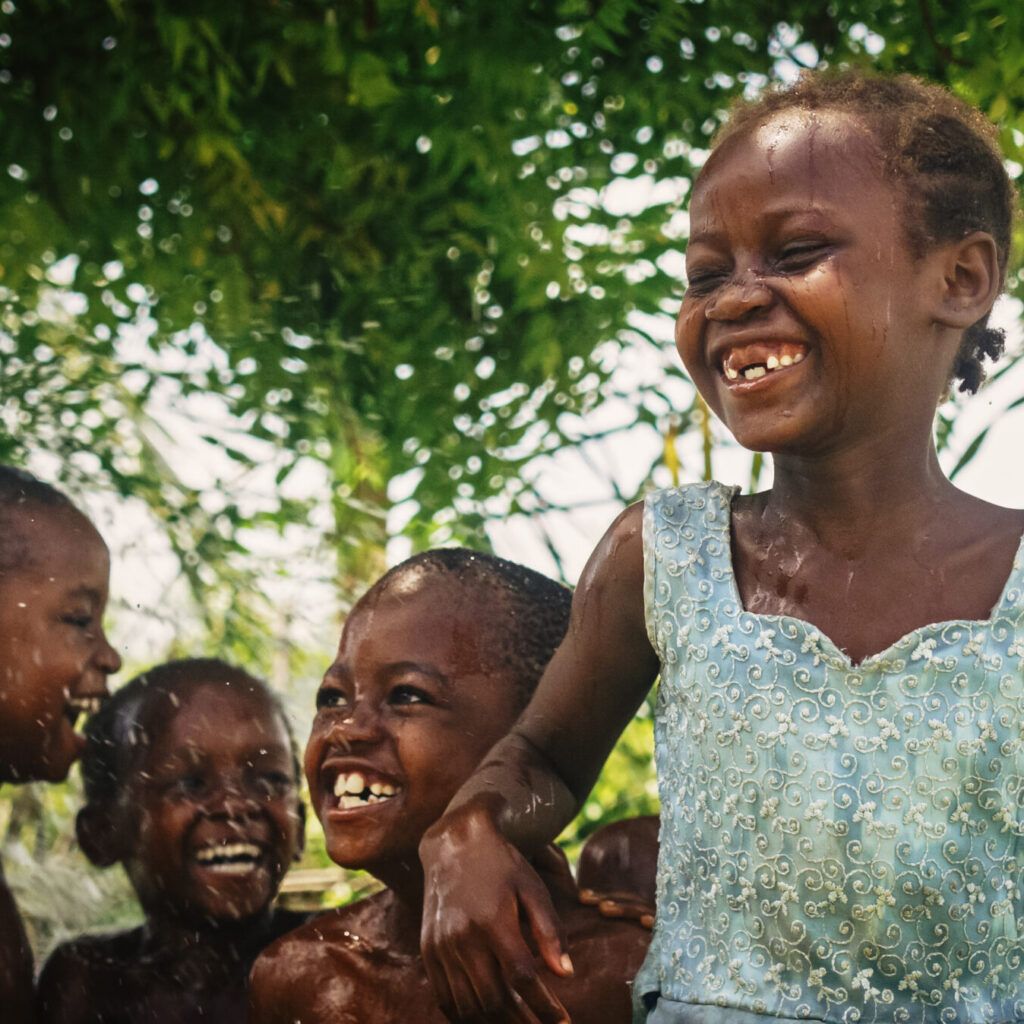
top-left (725, 366), bottom-right (739, 380)
top-left (66, 696), bottom-right (103, 716)
top-left (194, 842), bottom-right (261, 873)
top-left (766, 355), bottom-right (779, 370)
top-left (743, 366), bottom-right (767, 380)
top-left (332, 773), bottom-right (399, 807)
top-left (780, 354), bottom-right (793, 366)
top-left (792, 351), bottom-right (804, 363)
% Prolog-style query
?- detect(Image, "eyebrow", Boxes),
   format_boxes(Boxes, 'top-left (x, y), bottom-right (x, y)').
top-left (64, 585), bottom-right (102, 603)
top-left (383, 661), bottom-right (452, 691)
top-left (322, 661), bottom-right (452, 691)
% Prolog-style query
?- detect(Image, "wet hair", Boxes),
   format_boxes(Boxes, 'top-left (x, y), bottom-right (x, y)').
top-left (81, 658), bottom-right (301, 808)
top-left (370, 548), bottom-right (573, 709)
top-left (707, 69), bottom-right (1017, 394)
top-left (0, 465), bottom-right (77, 576)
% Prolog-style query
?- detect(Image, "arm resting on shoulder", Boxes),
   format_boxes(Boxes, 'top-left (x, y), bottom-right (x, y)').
top-left (419, 503), bottom-right (659, 1023)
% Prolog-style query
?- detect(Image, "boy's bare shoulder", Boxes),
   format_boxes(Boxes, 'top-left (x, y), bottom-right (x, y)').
top-left (546, 893), bottom-right (651, 1024)
top-left (251, 894), bottom-right (430, 1024)
top-left (36, 930), bottom-right (143, 1023)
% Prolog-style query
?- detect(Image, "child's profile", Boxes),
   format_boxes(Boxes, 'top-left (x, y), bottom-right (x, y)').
top-left (417, 70), bottom-right (1024, 1024)
top-left (0, 465), bottom-right (121, 1023)
top-left (36, 658), bottom-right (307, 1024)
top-left (249, 548), bottom-right (651, 1023)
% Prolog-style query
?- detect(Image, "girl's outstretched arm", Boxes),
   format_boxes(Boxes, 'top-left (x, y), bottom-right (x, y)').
top-left (419, 502), bottom-right (659, 1023)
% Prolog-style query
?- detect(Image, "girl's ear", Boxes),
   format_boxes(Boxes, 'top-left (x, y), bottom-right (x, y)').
top-left (934, 231), bottom-right (1001, 329)
top-left (76, 803), bottom-right (127, 867)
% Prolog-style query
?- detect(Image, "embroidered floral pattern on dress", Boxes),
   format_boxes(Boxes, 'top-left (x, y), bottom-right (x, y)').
top-left (636, 482), bottom-right (1024, 1024)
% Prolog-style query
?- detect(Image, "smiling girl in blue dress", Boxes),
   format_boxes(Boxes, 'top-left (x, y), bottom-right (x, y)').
top-left (419, 71), bottom-right (1024, 1024)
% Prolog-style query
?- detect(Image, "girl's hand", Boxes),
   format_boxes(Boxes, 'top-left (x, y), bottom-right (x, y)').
top-left (420, 807), bottom-right (573, 1024)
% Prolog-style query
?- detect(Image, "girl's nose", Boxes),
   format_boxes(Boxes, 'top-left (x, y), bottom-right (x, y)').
top-left (704, 273), bottom-right (773, 322)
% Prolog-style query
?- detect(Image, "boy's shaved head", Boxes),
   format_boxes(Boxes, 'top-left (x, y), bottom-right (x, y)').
top-left (369, 548), bottom-right (572, 709)
top-left (0, 466), bottom-right (76, 576)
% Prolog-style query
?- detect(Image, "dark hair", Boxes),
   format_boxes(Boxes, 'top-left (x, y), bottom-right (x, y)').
top-left (370, 548), bottom-right (573, 708)
top-left (81, 658), bottom-right (301, 807)
top-left (707, 69), bottom-right (1017, 394)
top-left (0, 465), bottom-right (77, 576)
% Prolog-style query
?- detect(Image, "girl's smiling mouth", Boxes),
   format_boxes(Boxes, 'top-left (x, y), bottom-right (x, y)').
top-left (720, 342), bottom-right (808, 383)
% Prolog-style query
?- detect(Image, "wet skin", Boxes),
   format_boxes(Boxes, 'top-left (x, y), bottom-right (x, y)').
top-left (36, 678), bottom-right (306, 1024)
top-left (249, 573), bottom-right (650, 1024)
top-left (577, 815), bottom-right (658, 928)
top-left (417, 108), bottom-right (1024, 1023)
top-left (119, 682), bottom-right (303, 928)
top-left (0, 502), bottom-right (120, 1024)
top-left (0, 504), bottom-right (120, 783)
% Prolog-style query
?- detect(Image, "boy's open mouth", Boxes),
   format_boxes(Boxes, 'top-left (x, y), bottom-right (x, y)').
top-left (194, 842), bottom-right (263, 874)
top-left (64, 695), bottom-right (104, 732)
top-left (332, 770), bottom-right (401, 810)
top-left (720, 342), bottom-right (808, 382)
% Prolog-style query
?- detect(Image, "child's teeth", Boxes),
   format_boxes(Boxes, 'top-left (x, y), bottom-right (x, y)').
top-left (743, 366), bottom-right (766, 380)
top-left (792, 351), bottom-right (804, 363)
top-left (333, 773), bottom-right (399, 805)
top-left (766, 355), bottom-right (779, 370)
top-left (780, 354), bottom-right (793, 366)
top-left (725, 367), bottom-right (739, 380)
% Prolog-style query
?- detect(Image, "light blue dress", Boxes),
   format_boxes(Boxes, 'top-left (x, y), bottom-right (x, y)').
top-left (636, 482), bottom-right (1024, 1023)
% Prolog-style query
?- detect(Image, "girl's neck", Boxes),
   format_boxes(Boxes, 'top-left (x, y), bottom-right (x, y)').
top-left (764, 440), bottom-right (957, 546)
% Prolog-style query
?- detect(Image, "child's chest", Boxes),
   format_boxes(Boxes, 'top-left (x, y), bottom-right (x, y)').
top-left (731, 516), bottom-right (1022, 666)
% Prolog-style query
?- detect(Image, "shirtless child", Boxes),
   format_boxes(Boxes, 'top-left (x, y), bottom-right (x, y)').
top-left (37, 659), bottom-right (306, 1024)
top-left (249, 549), bottom-right (650, 1023)
top-left (0, 467), bottom-right (121, 1023)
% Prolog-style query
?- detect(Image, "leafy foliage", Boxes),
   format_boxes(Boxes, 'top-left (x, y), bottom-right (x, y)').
top-left (2, 0), bottom-right (1024, 932)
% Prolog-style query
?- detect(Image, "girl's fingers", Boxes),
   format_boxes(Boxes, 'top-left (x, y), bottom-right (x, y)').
top-left (518, 873), bottom-right (573, 982)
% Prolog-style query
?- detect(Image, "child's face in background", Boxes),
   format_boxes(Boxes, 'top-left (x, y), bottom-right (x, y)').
top-left (0, 505), bottom-right (120, 782)
top-left (122, 682), bottom-right (303, 928)
top-left (676, 109), bottom-right (953, 455)
top-left (305, 573), bottom-right (522, 881)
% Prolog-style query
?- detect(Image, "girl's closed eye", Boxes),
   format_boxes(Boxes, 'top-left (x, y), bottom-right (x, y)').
top-left (685, 264), bottom-right (730, 296)
top-left (775, 239), bottom-right (831, 273)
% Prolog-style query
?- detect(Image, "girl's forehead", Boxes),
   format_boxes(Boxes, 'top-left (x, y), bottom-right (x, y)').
top-left (698, 109), bottom-right (881, 198)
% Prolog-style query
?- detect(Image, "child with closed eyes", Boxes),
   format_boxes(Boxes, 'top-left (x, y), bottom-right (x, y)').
top-left (35, 659), bottom-right (307, 1024)
top-left (0, 466), bottom-right (121, 1023)
top-left (418, 70), bottom-right (1024, 1024)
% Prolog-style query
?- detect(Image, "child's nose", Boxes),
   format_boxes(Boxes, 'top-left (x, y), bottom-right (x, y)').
top-left (704, 272), bottom-right (773, 321)
top-left (206, 779), bottom-right (260, 819)
top-left (95, 631), bottom-right (121, 675)
top-left (336, 700), bottom-right (386, 744)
